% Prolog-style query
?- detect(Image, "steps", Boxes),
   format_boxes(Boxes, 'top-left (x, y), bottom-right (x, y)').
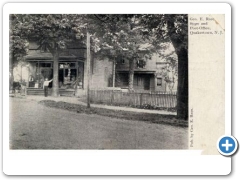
top-left (26, 88), bottom-right (75, 96)
top-left (59, 89), bottom-right (75, 96)
top-left (26, 88), bottom-right (46, 95)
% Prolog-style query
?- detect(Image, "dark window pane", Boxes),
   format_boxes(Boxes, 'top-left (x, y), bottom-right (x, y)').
top-left (157, 78), bottom-right (162, 86)
top-left (40, 62), bottom-right (52, 67)
top-left (70, 63), bottom-right (76, 68)
top-left (137, 60), bottom-right (146, 68)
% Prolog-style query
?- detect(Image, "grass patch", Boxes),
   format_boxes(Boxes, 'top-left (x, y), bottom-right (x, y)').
top-left (84, 99), bottom-right (177, 112)
top-left (39, 100), bottom-right (188, 128)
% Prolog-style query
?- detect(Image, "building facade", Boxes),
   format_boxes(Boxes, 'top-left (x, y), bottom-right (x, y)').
top-left (115, 53), bottom-right (177, 92)
top-left (12, 41), bottom-right (177, 96)
top-left (12, 41), bottom-right (114, 96)
top-left (12, 41), bottom-right (85, 95)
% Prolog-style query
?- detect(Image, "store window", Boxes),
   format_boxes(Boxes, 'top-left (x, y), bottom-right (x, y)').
top-left (33, 62), bottom-right (53, 88)
top-left (59, 63), bottom-right (76, 69)
top-left (39, 62), bottom-right (52, 68)
top-left (59, 62), bottom-right (77, 88)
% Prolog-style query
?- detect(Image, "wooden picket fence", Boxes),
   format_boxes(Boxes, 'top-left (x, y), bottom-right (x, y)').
top-left (90, 90), bottom-right (177, 108)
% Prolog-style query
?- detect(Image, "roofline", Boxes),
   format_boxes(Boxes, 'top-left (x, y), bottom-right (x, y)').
top-left (25, 56), bottom-right (85, 61)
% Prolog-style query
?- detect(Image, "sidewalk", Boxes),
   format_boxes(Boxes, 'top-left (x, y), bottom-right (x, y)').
top-left (26, 95), bottom-right (177, 115)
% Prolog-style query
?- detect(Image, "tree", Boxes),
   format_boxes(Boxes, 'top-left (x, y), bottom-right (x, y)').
top-left (10, 14), bottom-right (188, 119)
top-left (10, 14), bottom-right (88, 96)
top-left (9, 15), bottom-right (29, 87)
top-left (91, 15), bottom-right (156, 91)
top-left (91, 14), bottom-right (188, 119)
top-left (157, 43), bottom-right (178, 92)
top-left (165, 15), bottom-right (188, 120)
top-left (140, 14), bottom-right (188, 120)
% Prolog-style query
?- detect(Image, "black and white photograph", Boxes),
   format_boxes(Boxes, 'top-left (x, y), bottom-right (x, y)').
top-left (9, 14), bottom-right (188, 150)
top-left (2, 1), bottom-right (234, 176)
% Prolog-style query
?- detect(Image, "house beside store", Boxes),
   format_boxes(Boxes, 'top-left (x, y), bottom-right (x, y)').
top-left (115, 53), bottom-right (177, 92)
top-left (12, 40), bottom-right (177, 96)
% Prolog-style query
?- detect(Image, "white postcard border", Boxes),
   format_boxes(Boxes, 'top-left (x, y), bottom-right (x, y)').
top-left (3, 2), bottom-right (231, 175)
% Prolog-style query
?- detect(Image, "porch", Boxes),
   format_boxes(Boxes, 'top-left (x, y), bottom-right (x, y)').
top-left (26, 88), bottom-right (76, 96)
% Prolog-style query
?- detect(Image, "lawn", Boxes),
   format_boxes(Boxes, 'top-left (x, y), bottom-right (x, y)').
top-left (39, 100), bottom-right (188, 127)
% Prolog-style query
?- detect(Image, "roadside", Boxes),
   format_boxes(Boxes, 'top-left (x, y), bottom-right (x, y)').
top-left (19, 95), bottom-right (188, 127)
top-left (10, 98), bottom-right (188, 149)
top-left (26, 95), bottom-right (177, 115)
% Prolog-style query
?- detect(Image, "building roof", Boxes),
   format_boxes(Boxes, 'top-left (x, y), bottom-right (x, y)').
top-left (25, 50), bottom-right (85, 61)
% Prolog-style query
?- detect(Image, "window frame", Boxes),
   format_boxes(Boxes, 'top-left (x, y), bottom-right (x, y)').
top-left (157, 77), bottom-right (163, 87)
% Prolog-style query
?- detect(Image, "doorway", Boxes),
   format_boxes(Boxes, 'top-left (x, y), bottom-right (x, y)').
top-left (143, 75), bottom-right (150, 90)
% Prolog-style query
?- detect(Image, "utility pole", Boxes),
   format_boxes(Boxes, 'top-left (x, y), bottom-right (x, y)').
top-left (87, 32), bottom-right (91, 108)
top-left (112, 50), bottom-right (116, 87)
top-left (112, 57), bottom-right (115, 87)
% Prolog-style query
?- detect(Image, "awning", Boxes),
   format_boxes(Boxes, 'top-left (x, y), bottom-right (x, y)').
top-left (25, 50), bottom-right (85, 61)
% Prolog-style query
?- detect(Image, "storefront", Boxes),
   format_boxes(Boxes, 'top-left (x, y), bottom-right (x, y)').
top-left (26, 59), bottom-right (84, 90)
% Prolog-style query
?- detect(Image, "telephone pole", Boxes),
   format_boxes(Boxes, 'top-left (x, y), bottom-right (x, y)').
top-left (87, 32), bottom-right (91, 108)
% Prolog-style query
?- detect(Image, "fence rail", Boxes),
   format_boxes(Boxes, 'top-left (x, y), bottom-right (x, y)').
top-left (90, 90), bottom-right (177, 109)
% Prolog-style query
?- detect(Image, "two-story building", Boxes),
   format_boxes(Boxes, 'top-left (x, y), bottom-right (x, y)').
top-left (115, 53), bottom-right (177, 92)
top-left (12, 40), bottom-right (177, 96)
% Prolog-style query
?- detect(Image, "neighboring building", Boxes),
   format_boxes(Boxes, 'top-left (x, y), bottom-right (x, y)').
top-left (12, 41), bottom-right (177, 96)
top-left (91, 56), bottom-right (114, 89)
top-left (115, 53), bottom-right (177, 92)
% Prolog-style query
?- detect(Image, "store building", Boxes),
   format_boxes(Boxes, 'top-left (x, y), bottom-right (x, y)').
top-left (16, 41), bottom-right (85, 96)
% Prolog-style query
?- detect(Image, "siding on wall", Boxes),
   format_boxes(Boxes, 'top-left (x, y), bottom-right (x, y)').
top-left (91, 57), bottom-right (113, 89)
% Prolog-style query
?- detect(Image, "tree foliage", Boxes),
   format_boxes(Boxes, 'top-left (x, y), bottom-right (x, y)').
top-left (90, 15), bottom-right (161, 91)
top-left (9, 14), bottom-right (188, 119)
top-left (10, 14), bottom-right (90, 96)
top-left (139, 14), bottom-right (188, 119)
top-left (9, 15), bottom-right (29, 67)
top-left (10, 14), bottom-right (89, 52)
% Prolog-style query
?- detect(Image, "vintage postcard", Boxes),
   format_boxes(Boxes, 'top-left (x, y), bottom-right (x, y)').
top-left (2, 3), bottom-right (232, 175)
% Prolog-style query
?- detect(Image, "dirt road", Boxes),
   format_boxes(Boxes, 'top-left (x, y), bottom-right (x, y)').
top-left (9, 97), bottom-right (188, 149)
